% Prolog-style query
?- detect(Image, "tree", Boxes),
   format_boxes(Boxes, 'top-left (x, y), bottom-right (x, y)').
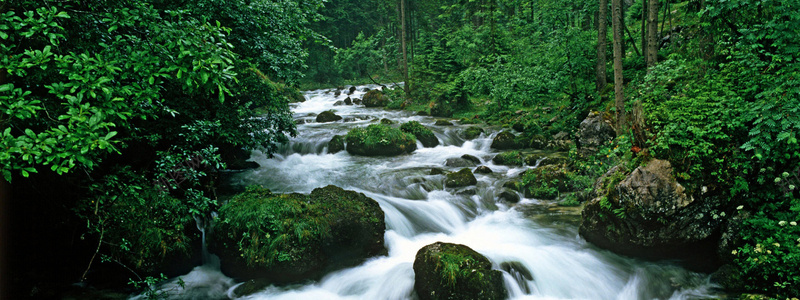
top-left (646, 0), bottom-right (659, 69)
top-left (400, 0), bottom-right (410, 96)
top-left (596, 0), bottom-right (608, 92)
top-left (611, 0), bottom-right (625, 131)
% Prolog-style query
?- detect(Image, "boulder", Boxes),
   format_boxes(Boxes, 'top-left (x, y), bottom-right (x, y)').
top-left (400, 121), bottom-right (439, 148)
top-left (334, 90), bottom-right (341, 97)
top-left (430, 168), bottom-right (445, 175)
top-left (210, 185), bottom-right (386, 283)
top-left (461, 154), bottom-right (481, 165)
top-left (461, 126), bottom-right (485, 140)
top-left (445, 168), bottom-right (477, 187)
top-left (362, 90), bottom-right (390, 107)
top-left (520, 165), bottom-right (572, 199)
top-left (492, 151), bottom-right (524, 166)
top-left (578, 111), bottom-right (615, 149)
top-left (316, 110), bottom-right (342, 123)
top-left (491, 131), bottom-right (522, 150)
top-left (380, 118), bottom-right (395, 125)
top-left (344, 97), bottom-right (353, 105)
top-left (474, 166), bottom-right (493, 174)
top-left (498, 190), bottom-right (521, 203)
top-left (333, 100), bottom-right (345, 106)
top-left (579, 159), bottom-right (726, 271)
top-left (523, 154), bottom-right (543, 166)
top-left (353, 98), bottom-right (362, 105)
top-left (348, 86), bottom-right (357, 95)
top-left (328, 135), bottom-right (345, 154)
top-left (345, 124), bottom-right (417, 156)
top-left (413, 242), bottom-right (507, 300)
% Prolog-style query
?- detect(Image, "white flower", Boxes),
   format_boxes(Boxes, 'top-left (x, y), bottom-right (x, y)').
top-left (775, 177), bottom-right (782, 183)
top-left (792, 221), bottom-right (798, 226)
top-left (737, 205), bottom-right (744, 210)
top-left (779, 220), bottom-right (788, 226)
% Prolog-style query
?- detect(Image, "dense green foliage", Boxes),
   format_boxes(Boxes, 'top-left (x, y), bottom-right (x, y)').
top-left (2, 0), bottom-right (320, 292)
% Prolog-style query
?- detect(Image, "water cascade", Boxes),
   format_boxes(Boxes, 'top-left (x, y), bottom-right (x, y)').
top-left (142, 85), bottom-right (720, 300)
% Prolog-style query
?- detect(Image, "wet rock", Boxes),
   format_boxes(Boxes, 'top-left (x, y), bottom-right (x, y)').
top-left (579, 159), bottom-right (726, 271)
top-left (461, 154), bottom-right (481, 165)
top-left (348, 86), bottom-right (357, 95)
top-left (523, 154), bottom-right (542, 166)
top-left (333, 100), bottom-right (345, 106)
top-left (461, 126), bottom-right (485, 140)
top-left (334, 90), bottom-right (341, 97)
top-left (362, 90), bottom-right (390, 107)
top-left (328, 135), bottom-right (345, 154)
top-left (430, 168), bottom-right (445, 175)
top-left (345, 124), bottom-right (417, 156)
top-left (417, 110), bottom-right (429, 116)
top-left (492, 151), bottom-right (524, 166)
top-left (316, 110), bottom-right (342, 123)
top-left (445, 157), bottom-right (477, 168)
top-left (222, 146), bottom-right (260, 170)
top-left (344, 97), bottom-right (353, 105)
top-left (380, 118), bottom-right (394, 125)
top-left (414, 242), bottom-right (507, 300)
top-left (401, 121), bottom-right (439, 148)
top-left (474, 166), bottom-right (493, 174)
top-left (498, 190), bottom-right (521, 203)
top-left (434, 120), bottom-right (454, 126)
top-left (445, 168), bottom-right (477, 187)
top-left (353, 98), bottom-right (362, 105)
top-left (491, 131), bottom-right (522, 150)
top-left (210, 185), bottom-right (386, 283)
top-left (578, 111), bottom-right (615, 149)
top-left (500, 261), bottom-right (533, 293)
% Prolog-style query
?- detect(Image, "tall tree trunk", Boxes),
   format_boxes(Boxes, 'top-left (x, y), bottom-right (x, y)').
top-left (400, 0), bottom-right (409, 96)
top-left (612, 0), bottom-right (626, 132)
top-left (596, 0), bottom-right (608, 92)
top-left (641, 0), bottom-right (647, 57)
top-left (646, 0), bottom-right (659, 69)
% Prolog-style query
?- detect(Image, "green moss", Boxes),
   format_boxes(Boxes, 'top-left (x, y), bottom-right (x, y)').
top-left (461, 126), bottom-right (485, 140)
top-left (345, 124), bottom-right (417, 156)
top-left (521, 165), bottom-right (573, 199)
top-left (400, 121), bottom-right (439, 148)
top-left (445, 168), bottom-right (477, 187)
top-left (492, 151), bottom-right (524, 166)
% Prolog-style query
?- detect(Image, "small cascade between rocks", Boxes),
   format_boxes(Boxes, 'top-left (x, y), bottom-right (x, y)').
top-left (140, 84), bottom-right (721, 300)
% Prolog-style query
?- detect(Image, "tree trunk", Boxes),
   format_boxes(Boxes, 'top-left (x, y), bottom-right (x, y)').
top-left (612, 0), bottom-right (626, 132)
top-left (400, 0), bottom-right (409, 97)
top-left (641, 0), bottom-right (647, 58)
top-left (596, 0), bottom-right (608, 92)
top-left (646, 0), bottom-right (659, 70)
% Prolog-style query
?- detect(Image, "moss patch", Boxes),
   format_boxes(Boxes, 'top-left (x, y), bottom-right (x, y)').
top-left (413, 242), bottom-right (507, 300)
top-left (492, 151), bottom-right (524, 166)
top-left (345, 124), bottom-right (417, 156)
top-left (401, 121), bottom-right (439, 148)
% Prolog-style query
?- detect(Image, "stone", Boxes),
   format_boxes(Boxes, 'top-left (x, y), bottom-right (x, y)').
top-left (499, 190), bottom-right (521, 203)
top-left (492, 151), bottom-right (524, 166)
top-left (344, 97), bottom-right (353, 105)
top-left (474, 166), bottom-right (493, 174)
top-left (316, 110), bottom-right (342, 123)
top-left (434, 120), bottom-right (454, 126)
top-left (461, 126), bottom-right (484, 140)
top-left (445, 168), bottom-right (477, 187)
top-left (210, 186), bottom-right (386, 283)
top-left (414, 242), bottom-right (507, 300)
top-left (328, 135), bottom-right (344, 154)
top-left (491, 131), bottom-right (521, 150)
top-left (362, 90), bottom-right (390, 107)
top-left (345, 124), bottom-right (417, 156)
top-left (445, 157), bottom-right (477, 168)
top-left (400, 121), bottom-right (439, 148)
top-left (578, 111), bottom-right (615, 149)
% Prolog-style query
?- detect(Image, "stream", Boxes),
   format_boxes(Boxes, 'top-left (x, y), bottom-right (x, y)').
top-left (141, 85), bottom-right (721, 300)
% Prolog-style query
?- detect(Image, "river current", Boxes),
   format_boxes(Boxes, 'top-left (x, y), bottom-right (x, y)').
top-left (141, 85), bottom-right (721, 300)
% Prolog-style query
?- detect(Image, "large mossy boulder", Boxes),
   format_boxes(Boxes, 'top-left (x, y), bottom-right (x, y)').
top-left (362, 90), bottom-right (390, 107)
top-left (491, 131), bottom-right (522, 150)
top-left (316, 110), bottom-right (342, 123)
top-left (345, 124), bottom-right (417, 156)
top-left (401, 121), bottom-right (439, 148)
top-left (209, 185), bottom-right (386, 283)
top-left (413, 242), bottom-right (507, 300)
top-left (579, 159), bottom-right (726, 271)
top-left (461, 126), bottom-right (485, 140)
top-left (445, 168), bottom-right (477, 187)
top-left (492, 151), bottom-right (524, 166)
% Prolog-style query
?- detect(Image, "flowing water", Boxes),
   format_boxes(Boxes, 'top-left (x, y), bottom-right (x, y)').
top-left (142, 85), bottom-right (721, 300)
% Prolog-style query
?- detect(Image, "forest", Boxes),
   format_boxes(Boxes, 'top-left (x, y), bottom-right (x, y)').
top-left (1, 0), bottom-right (799, 299)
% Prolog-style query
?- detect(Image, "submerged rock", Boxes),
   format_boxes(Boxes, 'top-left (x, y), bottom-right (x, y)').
top-left (210, 185), bottom-right (386, 284)
top-left (400, 121), bottom-right (439, 148)
top-left (413, 242), bottom-right (507, 300)
top-left (316, 110), bottom-right (342, 123)
top-left (445, 168), bottom-right (477, 187)
top-left (579, 159), bottom-right (726, 271)
top-left (345, 124), bottom-right (417, 156)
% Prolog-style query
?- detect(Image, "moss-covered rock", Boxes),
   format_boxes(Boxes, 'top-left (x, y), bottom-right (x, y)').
top-left (474, 166), bottom-right (493, 174)
top-left (316, 110), bottom-right (342, 123)
top-left (491, 131), bottom-right (522, 150)
top-left (461, 126), bottom-right (485, 140)
top-left (210, 185), bottom-right (386, 283)
top-left (492, 151), bottom-right (524, 166)
top-left (413, 242), bottom-right (507, 300)
top-left (328, 135), bottom-right (344, 154)
top-left (445, 168), bottom-right (477, 187)
top-left (345, 124), bottom-right (417, 156)
top-left (362, 90), bottom-right (390, 107)
top-left (520, 165), bottom-right (572, 199)
top-left (434, 120), bottom-right (454, 126)
top-left (400, 121), bottom-right (439, 148)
